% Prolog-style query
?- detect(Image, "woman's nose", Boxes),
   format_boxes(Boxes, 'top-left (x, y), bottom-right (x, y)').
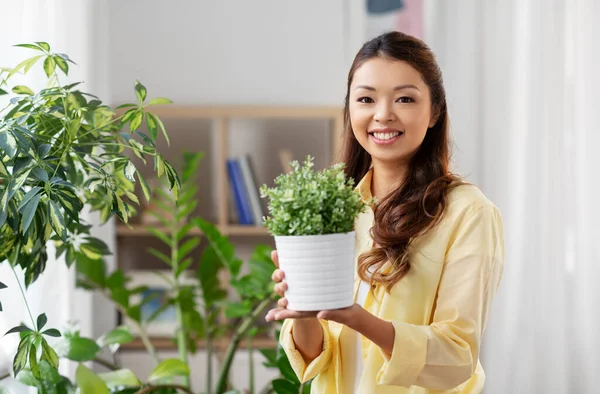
top-left (374, 103), bottom-right (396, 123)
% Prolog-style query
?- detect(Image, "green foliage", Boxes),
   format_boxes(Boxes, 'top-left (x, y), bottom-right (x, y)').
top-left (260, 155), bottom-right (366, 236)
top-left (0, 42), bottom-right (180, 288)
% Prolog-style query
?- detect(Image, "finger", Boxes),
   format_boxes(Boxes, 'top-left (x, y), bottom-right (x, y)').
top-left (277, 297), bottom-right (288, 308)
top-left (271, 268), bottom-right (285, 282)
top-left (266, 308), bottom-right (319, 321)
top-left (271, 250), bottom-right (279, 268)
top-left (274, 282), bottom-right (288, 296)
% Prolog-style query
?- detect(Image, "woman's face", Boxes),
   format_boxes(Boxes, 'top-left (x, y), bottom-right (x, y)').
top-left (349, 57), bottom-right (435, 168)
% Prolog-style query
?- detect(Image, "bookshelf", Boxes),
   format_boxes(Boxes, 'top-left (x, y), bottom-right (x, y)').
top-left (114, 105), bottom-right (344, 350)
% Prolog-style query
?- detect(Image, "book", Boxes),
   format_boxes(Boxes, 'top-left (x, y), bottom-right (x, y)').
top-left (238, 155), bottom-right (265, 226)
top-left (226, 159), bottom-right (254, 225)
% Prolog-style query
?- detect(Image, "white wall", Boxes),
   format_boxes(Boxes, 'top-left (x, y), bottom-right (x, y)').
top-left (108, 0), bottom-right (359, 106)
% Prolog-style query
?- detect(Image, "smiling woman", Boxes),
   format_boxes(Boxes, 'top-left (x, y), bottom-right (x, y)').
top-left (270, 31), bottom-right (505, 394)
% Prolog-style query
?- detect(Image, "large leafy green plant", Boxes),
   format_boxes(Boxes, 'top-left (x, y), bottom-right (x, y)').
top-left (259, 156), bottom-right (366, 236)
top-left (0, 42), bottom-right (180, 391)
top-left (0, 42), bottom-right (180, 287)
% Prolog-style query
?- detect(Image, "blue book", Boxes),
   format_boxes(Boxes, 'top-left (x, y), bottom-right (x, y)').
top-left (226, 159), bottom-right (254, 225)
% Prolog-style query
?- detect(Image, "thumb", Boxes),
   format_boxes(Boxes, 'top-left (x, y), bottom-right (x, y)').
top-left (271, 250), bottom-right (279, 268)
top-left (316, 310), bottom-right (336, 321)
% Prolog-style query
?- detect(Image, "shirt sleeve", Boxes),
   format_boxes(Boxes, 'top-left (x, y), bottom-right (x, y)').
top-left (279, 318), bottom-right (334, 383)
top-left (376, 204), bottom-right (505, 390)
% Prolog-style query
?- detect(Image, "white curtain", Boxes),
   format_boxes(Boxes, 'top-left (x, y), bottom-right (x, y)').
top-left (0, 1), bottom-right (112, 391)
top-left (428, 0), bottom-right (600, 393)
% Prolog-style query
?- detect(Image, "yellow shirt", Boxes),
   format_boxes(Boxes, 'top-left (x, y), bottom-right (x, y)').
top-left (279, 168), bottom-right (505, 394)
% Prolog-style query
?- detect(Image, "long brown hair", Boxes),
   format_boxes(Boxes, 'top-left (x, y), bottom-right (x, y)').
top-left (342, 31), bottom-right (462, 292)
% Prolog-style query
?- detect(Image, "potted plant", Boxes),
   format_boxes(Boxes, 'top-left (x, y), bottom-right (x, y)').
top-left (260, 156), bottom-right (367, 311)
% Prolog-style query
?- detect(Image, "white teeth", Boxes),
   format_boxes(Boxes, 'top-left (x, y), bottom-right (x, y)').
top-left (373, 132), bottom-right (400, 140)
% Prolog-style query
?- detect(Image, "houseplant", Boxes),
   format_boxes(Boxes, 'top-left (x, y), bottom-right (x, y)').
top-left (0, 41), bottom-right (181, 392)
top-left (260, 156), bottom-right (366, 311)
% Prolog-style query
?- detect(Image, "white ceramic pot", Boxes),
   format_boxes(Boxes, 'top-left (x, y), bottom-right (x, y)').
top-left (274, 231), bottom-right (355, 311)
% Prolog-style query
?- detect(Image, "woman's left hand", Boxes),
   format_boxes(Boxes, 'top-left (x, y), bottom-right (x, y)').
top-left (267, 302), bottom-right (364, 329)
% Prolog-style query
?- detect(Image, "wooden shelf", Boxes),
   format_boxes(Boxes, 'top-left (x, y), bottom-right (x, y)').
top-left (117, 105), bottom-right (342, 120)
top-left (116, 224), bottom-right (270, 237)
top-left (120, 335), bottom-right (277, 351)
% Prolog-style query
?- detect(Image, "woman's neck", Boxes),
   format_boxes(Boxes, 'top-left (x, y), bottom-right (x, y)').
top-left (370, 162), bottom-right (407, 200)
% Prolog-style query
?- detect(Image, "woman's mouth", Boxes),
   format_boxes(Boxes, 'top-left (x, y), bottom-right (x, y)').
top-left (368, 130), bottom-right (404, 144)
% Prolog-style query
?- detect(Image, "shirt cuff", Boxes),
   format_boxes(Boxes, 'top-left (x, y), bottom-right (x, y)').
top-left (279, 319), bottom-right (332, 383)
top-left (376, 320), bottom-right (428, 387)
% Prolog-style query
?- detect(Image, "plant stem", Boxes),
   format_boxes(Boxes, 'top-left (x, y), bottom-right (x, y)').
top-left (134, 384), bottom-right (194, 394)
top-left (171, 218), bottom-right (190, 387)
top-left (249, 333), bottom-right (254, 394)
top-left (10, 245), bottom-right (36, 330)
top-left (0, 371), bottom-right (10, 381)
top-left (215, 296), bottom-right (274, 394)
top-left (206, 325), bottom-right (214, 394)
top-left (93, 357), bottom-right (120, 371)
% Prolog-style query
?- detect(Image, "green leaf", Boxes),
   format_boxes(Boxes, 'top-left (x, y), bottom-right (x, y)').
top-left (31, 167), bottom-right (49, 182)
top-left (96, 326), bottom-right (134, 349)
top-left (48, 200), bottom-right (67, 241)
top-left (29, 342), bottom-right (40, 378)
top-left (0, 189), bottom-right (10, 227)
top-left (37, 313), bottom-right (48, 330)
top-left (37, 144), bottom-right (52, 158)
top-left (75, 253), bottom-right (106, 288)
top-left (116, 103), bottom-right (137, 109)
top-left (258, 348), bottom-right (277, 368)
top-left (76, 364), bottom-right (109, 394)
top-left (16, 369), bottom-right (40, 387)
top-left (43, 56), bottom-right (57, 78)
top-left (129, 111), bottom-right (143, 131)
top-left (154, 113), bottom-right (170, 145)
top-left (35, 42), bottom-right (51, 51)
top-left (176, 257), bottom-right (193, 278)
top-left (272, 379), bottom-right (299, 394)
top-left (0, 130), bottom-right (18, 158)
top-left (0, 88), bottom-right (6, 95)
top-left (146, 112), bottom-right (158, 142)
top-left (42, 328), bottom-right (61, 337)
top-left (5, 324), bottom-right (33, 335)
top-left (147, 97), bottom-right (173, 106)
top-left (55, 336), bottom-right (101, 362)
top-left (123, 160), bottom-right (136, 182)
top-left (134, 80), bottom-right (147, 103)
top-left (13, 336), bottom-right (30, 376)
top-left (225, 303), bottom-right (251, 319)
top-left (136, 170), bottom-right (151, 203)
top-left (164, 160), bottom-right (181, 200)
top-left (0, 282), bottom-right (6, 289)
top-left (148, 358), bottom-right (190, 382)
top-left (97, 369), bottom-right (141, 389)
top-left (147, 227), bottom-right (171, 246)
top-left (12, 85), bottom-right (34, 95)
top-left (14, 43), bottom-right (45, 51)
top-left (41, 338), bottom-right (59, 368)
top-left (54, 55), bottom-right (68, 75)
top-left (148, 248), bottom-right (172, 266)
top-left (177, 237), bottom-right (200, 262)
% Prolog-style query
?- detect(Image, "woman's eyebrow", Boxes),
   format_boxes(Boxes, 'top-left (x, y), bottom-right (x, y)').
top-left (354, 84), bottom-right (421, 92)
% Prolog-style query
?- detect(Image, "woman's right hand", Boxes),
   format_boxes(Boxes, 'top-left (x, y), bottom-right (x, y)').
top-left (265, 250), bottom-right (319, 322)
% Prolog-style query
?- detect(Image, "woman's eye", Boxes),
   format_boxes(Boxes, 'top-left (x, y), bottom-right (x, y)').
top-left (396, 96), bottom-right (414, 103)
top-left (357, 97), bottom-right (374, 103)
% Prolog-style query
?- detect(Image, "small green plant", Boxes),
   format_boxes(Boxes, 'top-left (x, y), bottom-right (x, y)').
top-left (260, 156), bottom-right (366, 236)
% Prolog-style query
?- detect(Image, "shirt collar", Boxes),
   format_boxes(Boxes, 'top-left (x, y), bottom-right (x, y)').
top-left (354, 167), bottom-right (374, 204)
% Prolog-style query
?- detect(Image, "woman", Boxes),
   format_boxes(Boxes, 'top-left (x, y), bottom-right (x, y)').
top-left (265, 31), bottom-right (504, 394)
